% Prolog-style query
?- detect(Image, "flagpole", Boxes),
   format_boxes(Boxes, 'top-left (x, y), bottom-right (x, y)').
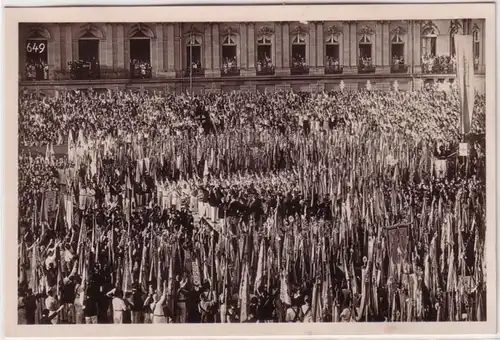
top-left (190, 32), bottom-right (193, 94)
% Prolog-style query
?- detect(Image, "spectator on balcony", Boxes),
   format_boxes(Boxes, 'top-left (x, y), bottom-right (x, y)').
top-left (222, 57), bottom-right (237, 75)
top-left (292, 54), bottom-right (307, 69)
top-left (257, 56), bottom-right (273, 73)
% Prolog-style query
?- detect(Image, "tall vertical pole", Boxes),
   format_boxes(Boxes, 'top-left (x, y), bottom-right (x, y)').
top-left (190, 32), bottom-right (193, 94)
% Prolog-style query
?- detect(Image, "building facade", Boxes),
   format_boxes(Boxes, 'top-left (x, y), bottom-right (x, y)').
top-left (19, 19), bottom-right (486, 94)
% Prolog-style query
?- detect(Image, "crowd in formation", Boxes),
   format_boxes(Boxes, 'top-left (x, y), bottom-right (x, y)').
top-left (18, 85), bottom-right (487, 325)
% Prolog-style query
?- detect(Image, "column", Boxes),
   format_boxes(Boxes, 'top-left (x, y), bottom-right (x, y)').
top-left (60, 25), bottom-right (70, 73)
top-left (150, 24), bottom-right (162, 76)
top-left (349, 22), bottom-right (357, 69)
top-left (282, 22), bottom-right (290, 69)
top-left (162, 24), bottom-right (168, 73)
top-left (204, 23), bottom-right (212, 73)
top-left (105, 24), bottom-right (113, 72)
top-left (116, 24), bottom-right (125, 73)
top-left (173, 24), bottom-right (181, 74)
top-left (212, 23), bottom-right (220, 77)
top-left (48, 24), bottom-right (60, 78)
top-left (316, 21), bottom-right (324, 68)
top-left (309, 22), bottom-right (316, 69)
top-left (382, 22), bottom-right (390, 68)
top-left (375, 21), bottom-right (383, 72)
top-left (166, 23), bottom-right (175, 76)
top-left (274, 22), bottom-right (283, 72)
top-left (239, 23), bottom-right (247, 69)
top-left (342, 22), bottom-right (350, 69)
top-left (408, 21), bottom-right (413, 69)
top-left (412, 20), bottom-right (421, 73)
top-left (247, 23), bottom-right (255, 69)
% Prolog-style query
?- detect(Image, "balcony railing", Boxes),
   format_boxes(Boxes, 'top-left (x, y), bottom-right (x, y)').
top-left (358, 64), bottom-right (376, 74)
top-left (130, 62), bottom-right (152, 79)
top-left (183, 67), bottom-right (205, 77)
top-left (256, 64), bottom-right (275, 76)
top-left (69, 61), bottom-right (101, 80)
top-left (221, 66), bottom-right (240, 77)
top-left (290, 65), bottom-right (310, 75)
top-left (390, 63), bottom-right (409, 74)
top-left (325, 65), bottom-right (343, 74)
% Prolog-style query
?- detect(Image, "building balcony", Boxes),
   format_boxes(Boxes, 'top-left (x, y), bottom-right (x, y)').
top-left (421, 56), bottom-right (456, 75)
top-left (24, 65), bottom-right (49, 81)
top-left (390, 63), bottom-right (409, 74)
top-left (256, 65), bottom-right (275, 76)
top-left (183, 67), bottom-right (205, 77)
top-left (69, 61), bottom-right (101, 80)
top-left (358, 64), bottom-right (376, 74)
top-left (290, 65), bottom-right (310, 75)
top-left (220, 66), bottom-right (241, 77)
top-left (130, 62), bottom-right (152, 79)
top-left (325, 65), bottom-right (343, 74)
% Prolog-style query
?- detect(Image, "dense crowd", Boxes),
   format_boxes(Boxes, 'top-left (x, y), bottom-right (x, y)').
top-left (18, 86), bottom-right (487, 325)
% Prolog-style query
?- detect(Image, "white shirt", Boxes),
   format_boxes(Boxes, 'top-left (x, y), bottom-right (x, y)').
top-left (112, 297), bottom-right (127, 312)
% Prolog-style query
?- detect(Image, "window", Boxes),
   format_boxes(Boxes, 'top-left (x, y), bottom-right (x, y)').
top-left (221, 35), bottom-right (238, 74)
top-left (421, 26), bottom-right (437, 57)
top-left (325, 34), bottom-right (340, 65)
top-left (449, 20), bottom-right (463, 57)
top-left (185, 35), bottom-right (202, 75)
top-left (25, 39), bottom-right (48, 80)
top-left (73, 37), bottom-right (100, 80)
top-left (257, 34), bottom-right (273, 74)
top-left (358, 33), bottom-right (374, 73)
top-left (473, 28), bottom-right (480, 69)
top-left (391, 33), bottom-right (404, 65)
top-left (25, 28), bottom-right (50, 81)
top-left (130, 33), bottom-right (152, 79)
top-left (291, 33), bottom-right (307, 66)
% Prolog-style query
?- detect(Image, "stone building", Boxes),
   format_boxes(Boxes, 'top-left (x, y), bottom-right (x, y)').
top-left (19, 19), bottom-right (485, 94)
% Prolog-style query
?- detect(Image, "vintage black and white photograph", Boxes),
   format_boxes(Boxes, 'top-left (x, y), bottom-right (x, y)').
top-left (13, 9), bottom-right (491, 329)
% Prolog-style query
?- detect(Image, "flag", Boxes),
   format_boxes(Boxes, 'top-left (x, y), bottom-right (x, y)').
top-left (454, 34), bottom-right (475, 135)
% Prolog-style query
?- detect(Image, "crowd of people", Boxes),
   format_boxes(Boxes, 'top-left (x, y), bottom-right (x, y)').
top-left (18, 85), bottom-right (486, 325)
top-left (130, 59), bottom-right (152, 79)
top-left (25, 59), bottom-right (49, 81)
top-left (421, 54), bottom-right (457, 74)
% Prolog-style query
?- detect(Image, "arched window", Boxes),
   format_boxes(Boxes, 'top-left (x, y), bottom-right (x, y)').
top-left (25, 26), bottom-right (51, 80)
top-left (256, 26), bottom-right (274, 75)
top-left (325, 25), bottom-right (341, 73)
top-left (75, 24), bottom-right (103, 80)
top-left (128, 23), bottom-right (154, 79)
top-left (421, 22), bottom-right (438, 57)
top-left (390, 27), bottom-right (406, 68)
top-left (221, 27), bottom-right (239, 75)
top-left (449, 20), bottom-right (463, 56)
top-left (357, 26), bottom-right (374, 73)
top-left (291, 32), bottom-right (307, 66)
top-left (472, 24), bottom-right (481, 69)
top-left (185, 33), bottom-right (203, 76)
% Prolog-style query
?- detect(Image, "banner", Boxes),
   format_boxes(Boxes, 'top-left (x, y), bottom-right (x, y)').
top-left (454, 34), bottom-right (475, 135)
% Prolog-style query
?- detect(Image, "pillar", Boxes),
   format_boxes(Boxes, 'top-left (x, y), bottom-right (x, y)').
top-left (212, 23), bottom-right (220, 76)
top-left (49, 24), bottom-right (61, 78)
top-left (342, 22), bottom-right (350, 69)
top-left (151, 24), bottom-right (162, 76)
top-left (173, 24), bottom-right (181, 74)
top-left (247, 23), bottom-right (255, 69)
top-left (375, 21), bottom-right (383, 70)
top-left (382, 22), bottom-right (390, 68)
top-left (162, 24), bottom-right (168, 73)
top-left (309, 22), bottom-right (316, 68)
top-left (316, 21), bottom-right (324, 68)
top-left (413, 20), bottom-right (421, 73)
top-left (166, 23), bottom-right (175, 76)
top-left (274, 22), bottom-right (283, 70)
top-left (239, 23), bottom-right (247, 69)
top-left (116, 24), bottom-right (125, 72)
top-left (62, 24), bottom-right (72, 73)
top-left (105, 24), bottom-right (113, 72)
top-left (349, 22), bottom-right (357, 68)
top-left (204, 23), bottom-right (213, 72)
top-left (282, 22), bottom-right (290, 68)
